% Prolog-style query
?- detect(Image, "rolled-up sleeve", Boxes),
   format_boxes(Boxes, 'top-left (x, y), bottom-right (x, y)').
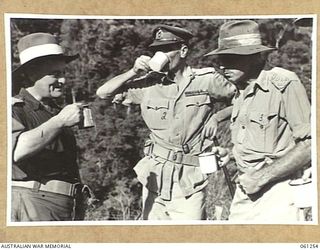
top-left (283, 79), bottom-right (311, 141)
top-left (12, 117), bottom-right (25, 159)
top-left (207, 71), bottom-right (237, 99)
top-left (124, 88), bottom-right (146, 105)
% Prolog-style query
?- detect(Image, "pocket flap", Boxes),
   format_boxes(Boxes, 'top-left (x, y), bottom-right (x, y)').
top-left (249, 112), bottom-right (270, 125)
top-left (185, 95), bottom-right (211, 107)
top-left (146, 99), bottom-right (169, 110)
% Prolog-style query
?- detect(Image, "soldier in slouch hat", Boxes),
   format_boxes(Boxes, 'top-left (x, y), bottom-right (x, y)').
top-left (11, 33), bottom-right (88, 221)
top-left (206, 20), bottom-right (311, 222)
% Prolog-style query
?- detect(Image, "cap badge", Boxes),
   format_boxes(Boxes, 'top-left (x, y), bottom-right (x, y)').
top-left (155, 29), bottom-right (163, 40)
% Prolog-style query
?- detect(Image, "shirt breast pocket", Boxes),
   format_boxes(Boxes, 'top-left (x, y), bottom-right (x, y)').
top-left (142, 99), bottom-right (170, 130)
top-left (245, 111), bottom-right (277, 153)
top-left (185, 95), bottom-right (211, 109)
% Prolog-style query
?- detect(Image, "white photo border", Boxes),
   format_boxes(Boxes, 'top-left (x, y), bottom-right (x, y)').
top-left (5, 13), bottom-right (318, 227)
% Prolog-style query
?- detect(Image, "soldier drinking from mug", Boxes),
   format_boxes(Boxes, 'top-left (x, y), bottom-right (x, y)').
top-left (97, 24), bottom-right (235, 220)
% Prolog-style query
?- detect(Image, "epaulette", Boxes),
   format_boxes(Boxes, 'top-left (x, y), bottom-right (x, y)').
top-left (12, 97), bottom-right (24, 106)
top-left (192, 67), bottom-right (216, 76)
top-left (269, 67), bottom-right (299, 91)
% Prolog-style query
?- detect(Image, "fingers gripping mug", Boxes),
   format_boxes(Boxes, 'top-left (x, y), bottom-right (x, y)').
top-left (148, 51), bottom-right (169, 72)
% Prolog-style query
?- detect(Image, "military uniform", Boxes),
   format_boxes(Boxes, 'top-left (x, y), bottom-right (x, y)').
top-left (12, 88), bottom-right (81, 221)
top-left (229, 67), bottom-right (311, 222)
top-left (120, 66), bottom-right (236, 219)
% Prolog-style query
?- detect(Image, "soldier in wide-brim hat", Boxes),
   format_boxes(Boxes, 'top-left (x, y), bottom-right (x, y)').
top-left (205, 20), bottom-right (275, 56)
top-left (12, 33), bottom-right (78, 94)
top-left (11, 33), bottom-right (86, 222)
top-left (205, 20), bottom-right (312, 222)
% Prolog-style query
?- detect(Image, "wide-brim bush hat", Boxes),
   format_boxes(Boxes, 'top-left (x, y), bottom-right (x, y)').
top-left (13, 32), bottom-right (78, 78)
top-left (205, 20), bottom-right (275, 56)
top-left (149, 24), bottom-right (194, 48)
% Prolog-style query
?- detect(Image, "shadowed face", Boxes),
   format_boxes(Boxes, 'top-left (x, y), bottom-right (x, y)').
top-left (27, 58), bottom-right (67, 98)
top-left (217, 54), bottom-right (255, 84)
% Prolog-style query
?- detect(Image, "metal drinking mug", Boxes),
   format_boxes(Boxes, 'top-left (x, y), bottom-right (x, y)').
top-left (148, 51), bottom-right (169, 72)
top-left (79, 104), bottom-right (95, 129)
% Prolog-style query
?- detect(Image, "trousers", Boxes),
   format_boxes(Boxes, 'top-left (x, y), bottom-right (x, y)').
top-left (142, 183), bottom-right (206, 220)
top-left (11, 186), bottom-right (75, 221)
top-left (229, 179), bottom-right (301, 223)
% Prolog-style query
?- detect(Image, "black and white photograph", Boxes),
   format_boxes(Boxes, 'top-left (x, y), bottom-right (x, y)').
top-left (5, 14), bottom-right (317, 225)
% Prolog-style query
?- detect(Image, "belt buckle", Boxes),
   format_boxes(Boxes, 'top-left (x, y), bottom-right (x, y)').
top-left (170, 150), bottom-right (183, 164)
top-left (182, 144), bottom-right (190, 154)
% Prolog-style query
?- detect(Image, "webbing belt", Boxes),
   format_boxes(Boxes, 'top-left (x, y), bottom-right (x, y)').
top-left (12, 180), bottom-right (79, 197)
top-left (146, 142), bottom-right (200, 166)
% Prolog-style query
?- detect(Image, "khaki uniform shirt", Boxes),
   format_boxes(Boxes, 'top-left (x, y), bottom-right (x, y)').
top-left (12, 88), bottom-right (80, 183)
top-left (122, 66), bottom-right (236, 199)
top-left (231, 67), bottom-right (311, 171)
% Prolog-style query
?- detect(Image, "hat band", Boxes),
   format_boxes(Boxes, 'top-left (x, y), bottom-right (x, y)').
top-left (219, 33), bottom-right (262, 49)
top-left (155, 30), bottom-right (184, 42)
top-left (20, 44), bottom-right (64, 65)
top-left (155, 38), bottom-right (181, 42)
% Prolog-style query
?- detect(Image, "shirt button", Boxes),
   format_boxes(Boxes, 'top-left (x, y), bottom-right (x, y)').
top-left (241, 125), bottom-right (245, 129)
top-left (260, 125), bottom-right (264, 129)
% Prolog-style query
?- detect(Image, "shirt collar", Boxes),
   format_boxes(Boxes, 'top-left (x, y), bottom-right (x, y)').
top-left (18, 88), bottom-right (42, 110)
top-left (161, 66), bottom-right (194, 84)
top-left (254, 70), bottom-right (269, 91)
top-left (243, 70), bottom-right (269, 97)
top-left (18, 88), bottom-right (60, 112)
top-left (187, 66), bottom-right (196, 79)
